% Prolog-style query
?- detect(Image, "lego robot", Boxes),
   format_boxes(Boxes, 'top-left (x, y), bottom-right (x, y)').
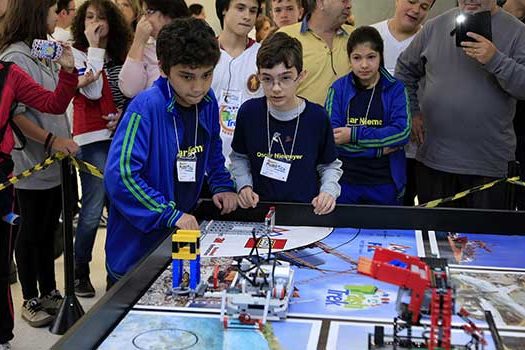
top-left (172, 229), bottom-right (207, 295)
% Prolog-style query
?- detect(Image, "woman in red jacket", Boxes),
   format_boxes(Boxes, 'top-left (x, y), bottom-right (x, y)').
top-left (0, 49), bottom-right (77, 350)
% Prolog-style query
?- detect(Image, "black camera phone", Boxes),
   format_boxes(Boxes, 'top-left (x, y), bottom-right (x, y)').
top-left (455, 10), bottom-right (492, 47)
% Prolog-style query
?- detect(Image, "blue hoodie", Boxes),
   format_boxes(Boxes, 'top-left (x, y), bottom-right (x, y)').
top-left (104, 77), bottom-right (235, 278)
top-left (325, 68), bottom-right (411, 193)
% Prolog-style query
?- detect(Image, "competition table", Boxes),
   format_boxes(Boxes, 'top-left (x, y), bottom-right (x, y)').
top-left (52, 201), bottom-right (525, 350)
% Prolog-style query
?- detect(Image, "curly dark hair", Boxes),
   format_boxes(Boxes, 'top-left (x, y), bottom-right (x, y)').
top-left (188, 3), bottom-right (204, 16)
top-left (143, 0), bottom-right (190, 19)
top-left (157, 17), bottom-right (220, 74)
top-left (0, 0), bottom-right (57, 52)
top-left (71, 0), bottom-right (132, 64)
top-left (257, 32), bottom-right (303, 73)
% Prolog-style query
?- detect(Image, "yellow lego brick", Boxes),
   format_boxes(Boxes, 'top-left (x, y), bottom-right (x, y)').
top-left (173, 252), bottom-right (197, 260)
top-left (172, 229), bottom-right (201, 243)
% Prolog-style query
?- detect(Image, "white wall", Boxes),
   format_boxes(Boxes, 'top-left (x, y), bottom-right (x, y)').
top-left (352, 0), bottom-right (458, 26)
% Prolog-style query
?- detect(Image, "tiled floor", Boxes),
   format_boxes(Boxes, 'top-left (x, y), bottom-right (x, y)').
top-left (9, 227), bottom-right (107, 350)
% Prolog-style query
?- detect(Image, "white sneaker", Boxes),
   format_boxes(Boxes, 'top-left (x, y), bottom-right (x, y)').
top-left (21, 298), bottom-right (54, 327)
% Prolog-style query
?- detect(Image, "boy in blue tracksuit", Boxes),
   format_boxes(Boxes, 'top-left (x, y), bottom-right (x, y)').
top-left (325, 26), bottom-right (410, 205)
top-left (104, 18), bottom-right (238, 284)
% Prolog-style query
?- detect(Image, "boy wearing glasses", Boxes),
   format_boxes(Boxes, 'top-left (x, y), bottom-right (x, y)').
top-left (230, 32), bottom-right (342, 215)
top-left (104, 18), bottom-right (237, 284)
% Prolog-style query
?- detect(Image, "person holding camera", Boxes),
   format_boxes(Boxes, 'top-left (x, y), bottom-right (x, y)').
top-left (395, 0), bottom-right (525, 209)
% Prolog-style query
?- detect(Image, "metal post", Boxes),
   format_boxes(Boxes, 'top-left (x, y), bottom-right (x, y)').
top-left (49, 156), bottom-right (84, 334)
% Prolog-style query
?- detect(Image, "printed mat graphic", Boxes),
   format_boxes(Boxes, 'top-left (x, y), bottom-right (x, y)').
top-left (199, 220), bottom-right (333, 258)
top-left (99, 310), bottom-right (321, 350)
top-left (138, 226), bottom-right (421, 322)
top-left (451, 268), bottom-right (525, 328)
top-left (327, 321), bottom-right (525, 350)
top-left (429, 231), bottom-right (525, 270)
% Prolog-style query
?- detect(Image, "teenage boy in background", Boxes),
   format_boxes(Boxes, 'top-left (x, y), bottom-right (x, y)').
top-left (230, 32), bottom-right (342, 215)
top-left (104, 18), bottom-right (237, 285)
top-left (372, 0), bottom-right (435, 205)
top-left (271, 0), bottom-right (303, 28)
top-left (213, 0), bottom-right (264, 167)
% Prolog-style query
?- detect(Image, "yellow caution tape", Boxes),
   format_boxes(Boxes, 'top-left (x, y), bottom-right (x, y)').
top-left (0, 152), bottom-right (104, 193)
top-left (0, 152), bottom-right (524, 207)
top-left (418, 176), bottom-right (520, 208)
top-left (69, 156), bottom-right (103, 179)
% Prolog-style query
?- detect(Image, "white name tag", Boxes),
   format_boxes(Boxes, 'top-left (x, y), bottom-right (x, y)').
top-left (260, 157), bottom-right (290, 182)
top-left (177, 159), bottom-right (197, 182)
top-left (219, 89), bottom-right (242, 132)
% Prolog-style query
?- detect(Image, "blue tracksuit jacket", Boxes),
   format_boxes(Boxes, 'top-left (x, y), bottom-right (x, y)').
top-left (104, 77), bottom-right (234, 278)
top-left (325, 67), bottom-right (411, 194)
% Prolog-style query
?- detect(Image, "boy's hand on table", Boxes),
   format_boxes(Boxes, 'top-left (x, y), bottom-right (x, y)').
top-left (175, 213), bottom-right (199, 230)
top-left (213, 192), bottom-right (238, 214)
top-left (238, 186), bottom-right (259, 209)
top-left (312, 192), bottom-right (336, 215)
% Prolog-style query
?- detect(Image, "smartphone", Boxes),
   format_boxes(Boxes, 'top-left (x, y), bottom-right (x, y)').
top-left (455, 10), bottom-right (492, 47)
top-left (30, 39), bottom-right (63, 61)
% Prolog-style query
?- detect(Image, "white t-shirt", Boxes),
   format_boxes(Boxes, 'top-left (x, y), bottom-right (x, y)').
top-left (372, 19), bottom-right (419, 158)
top-left (211, 41), bottom-right (264, 167)
top-left (371, 20), bottom-right (417, 75)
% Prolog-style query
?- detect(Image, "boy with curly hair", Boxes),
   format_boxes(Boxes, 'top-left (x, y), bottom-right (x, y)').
top-left (104, 18), bottom-right (237, 284)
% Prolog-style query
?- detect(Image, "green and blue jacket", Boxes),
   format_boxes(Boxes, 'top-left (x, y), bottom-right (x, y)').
top-left (104, 77), bottom-right (234, 279)
top-left (325, 67), bottom-right (411, 193)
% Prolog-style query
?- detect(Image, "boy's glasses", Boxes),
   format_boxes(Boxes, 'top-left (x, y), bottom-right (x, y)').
top-left (259, 75), bottom-right (300, 88)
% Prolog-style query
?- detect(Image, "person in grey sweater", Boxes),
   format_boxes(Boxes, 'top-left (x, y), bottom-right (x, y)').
top-left (395, 0), bottom-right (525, 209)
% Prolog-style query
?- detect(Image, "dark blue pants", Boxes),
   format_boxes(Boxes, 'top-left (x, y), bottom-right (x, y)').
top-left (338, 182), bottom-right (401, 205)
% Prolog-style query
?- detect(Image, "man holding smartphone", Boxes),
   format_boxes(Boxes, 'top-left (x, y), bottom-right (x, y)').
top-left (395, 0), bottom-right (525, 209)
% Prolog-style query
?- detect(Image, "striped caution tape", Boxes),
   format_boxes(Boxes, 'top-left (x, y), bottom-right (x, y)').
top-left (418, 176), bottom-right (521, 208)
top-left (1, 151), bottom-right (525, 205)
top-left (0, 152), bottom-right (104, 193)
top-left (507, 178), bottom-right (525, 188)
top-left (69, 155), bottom-right (103, 179)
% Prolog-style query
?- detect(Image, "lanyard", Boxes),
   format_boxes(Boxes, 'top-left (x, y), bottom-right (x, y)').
top-left (347, 84), bottom-right (377, 126)
top-left (167, 79), bottom-right (199, 160)
top-left (173, 105), bottom-right (199, 159)
top-left (266, 101), bottom-right (301, 161)
top-left (363, 84), bottom-right (376, 123)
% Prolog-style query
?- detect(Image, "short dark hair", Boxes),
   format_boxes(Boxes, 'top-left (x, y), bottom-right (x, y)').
top-left (257, 32), bottom-right (303, 73)
top-left (271, 0), bottom-right (303, 10)
top-left (189, 3), bottom-right (204, 16)
top-left (157, 17), bottom-right (220, 73)
top-left (56, 0), bottom-right (73, 13)
top-left (144, 0), bottom-right (190, 19)
top-left (347, 26), bottom-right (385, 67)
top-left (215, 0), bottom-right (262, 29)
